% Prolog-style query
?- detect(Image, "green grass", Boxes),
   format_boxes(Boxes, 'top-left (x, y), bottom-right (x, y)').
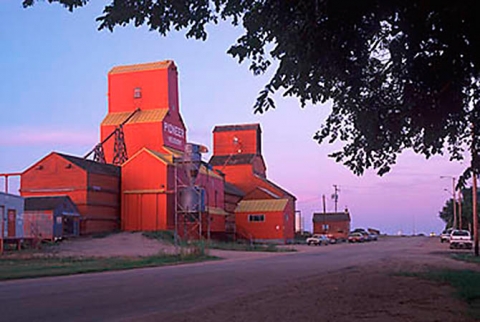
top-left (0, 253), bottom-right (216, 281)
top-left (400, 270), bottom-right (480, 319)
top-left (451, 253), bottom-right (480, 264)
top-left (204, 241), bottom-right (296, 252)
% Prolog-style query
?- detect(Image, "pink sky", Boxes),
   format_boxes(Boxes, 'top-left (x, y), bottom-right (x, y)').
top-left (0, 2), bottom-right (468, 234)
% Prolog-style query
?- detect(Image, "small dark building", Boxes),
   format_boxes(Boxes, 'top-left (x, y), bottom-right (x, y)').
top-left (313, 211), bottom-right (351, 241)
top-left (0, 192), bottom-right (24, 239)
top-left (24, 196), bottom-right (80, 240)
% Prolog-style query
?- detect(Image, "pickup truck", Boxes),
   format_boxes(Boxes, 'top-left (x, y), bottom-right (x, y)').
top-left (449, 230), bottom-right (473, 249)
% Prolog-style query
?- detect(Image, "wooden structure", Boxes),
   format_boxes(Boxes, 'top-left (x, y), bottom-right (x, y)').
top-left (312, 211), bottom-right (351, 241)
top-left (0, 192), bottom-right (24, 253)
top-left (210, 123), bottom-right (296, 243)
top-left (24, 196), bottom-right (80, 240)
top-left (100, 61), bottom-right (187, 163)
top-left (20, 153), bottom-right (120, 235)
top-left (224, 182), bottom-right (245, 240)
top-left (235, 199), bottom-right (291, 243)
top-left (121, 148), bottom-right (227, 238)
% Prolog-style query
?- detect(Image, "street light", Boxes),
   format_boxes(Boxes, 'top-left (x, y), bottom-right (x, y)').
top-left (440, 176), bottom-right (457, 229)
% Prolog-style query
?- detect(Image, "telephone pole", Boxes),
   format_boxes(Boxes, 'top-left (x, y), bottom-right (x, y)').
top-left (441, 176), bottom-right (457, 229)
top-left (332, 185), bottom-right (340, 212)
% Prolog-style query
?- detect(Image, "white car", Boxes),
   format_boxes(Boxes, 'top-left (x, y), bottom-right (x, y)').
top-left (440, 228), bottom-right (453, 243)
top-left (449, 230), bottom-right (473, 249)
top-left (306, 234), bottom-right (330, 246)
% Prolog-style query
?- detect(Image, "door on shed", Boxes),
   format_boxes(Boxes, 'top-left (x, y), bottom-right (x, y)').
top-left (7, 209), bottom-right (16, 237)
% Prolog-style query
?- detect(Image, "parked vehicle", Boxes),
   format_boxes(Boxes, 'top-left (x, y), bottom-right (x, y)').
top-left (449, 230), bottom-right (473, 249)
top-left (368, 233), bottom-right (378, 241)
top-left (440, 228), bottom-right (453, 243)
top-left (348, 232), bottom-right (364, 243)
top-left (306, 234), bottom-right (330, 246)
top-left (325, 234), bottom-right (338, 244)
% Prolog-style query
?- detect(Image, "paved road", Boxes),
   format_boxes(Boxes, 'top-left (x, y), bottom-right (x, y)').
top-left (0, 237), bottom-right (430, 321)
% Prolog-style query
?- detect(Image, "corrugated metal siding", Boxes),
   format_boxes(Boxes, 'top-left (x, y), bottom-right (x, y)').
top-left (101, 109), bottom-right (168, 126)
top-left (235, 199), bottom-right (288, 213)
top-left (109, 60), bottom-right (174, 74)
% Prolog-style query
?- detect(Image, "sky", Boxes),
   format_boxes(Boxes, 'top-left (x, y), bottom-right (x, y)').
top-left (0, 2), bottom-right (468, 235)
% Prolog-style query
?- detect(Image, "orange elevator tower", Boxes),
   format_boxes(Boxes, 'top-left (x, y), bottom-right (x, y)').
top-left (100, 61), bottom-right (187, 161)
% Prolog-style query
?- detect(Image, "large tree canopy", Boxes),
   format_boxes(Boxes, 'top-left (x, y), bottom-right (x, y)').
top-left (23, 0), bottom-right (480, 177)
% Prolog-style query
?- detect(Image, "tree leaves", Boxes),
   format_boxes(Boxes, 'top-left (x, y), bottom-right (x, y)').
top-left (24, 0), bottom-right (480, 176)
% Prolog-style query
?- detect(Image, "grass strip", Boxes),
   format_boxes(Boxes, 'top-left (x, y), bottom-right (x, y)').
top-left (451, 253), bottom-right (480, 264)
top-left (203, 241), bottom-right (296, 252)
top-left (0, 254), bottom-right (216, 281)
top-left (142, 230), bottom-right (296, 252)
top-left (400, 269), bottom-right (480, 319)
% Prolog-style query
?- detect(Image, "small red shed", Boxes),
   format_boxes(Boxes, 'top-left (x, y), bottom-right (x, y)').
top-left (312, 211), bottom-right (351, 241)
top-left (20, 152), bottom-right (121, 235)
top-left (235, 199), bottom-right (290, 243)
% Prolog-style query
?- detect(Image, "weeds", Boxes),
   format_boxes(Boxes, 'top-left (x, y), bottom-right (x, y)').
top-left (399, 269), bottom-right (480, 319)
top-left (142, 230), bottom-right (175, 244)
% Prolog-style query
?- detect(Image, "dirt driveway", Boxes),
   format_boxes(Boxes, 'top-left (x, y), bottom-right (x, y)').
top-left (163, 237), bottom-right (480, 322)
top-left (1, 235), bottom-right (479, 322)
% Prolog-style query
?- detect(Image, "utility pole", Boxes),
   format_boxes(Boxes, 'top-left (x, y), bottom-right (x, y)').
top-left (322, 194), bottom-right (326, 213)
top-left (473, 171), bottom-right (478, 256)
top-left (453, 177), bottom-right (457, 229)
top-left (332, 185), bottom-right (340, 212)
top-left (472, 122), bottom-right (478, 256)
top-left (458, 190), bottom-right (463, 230)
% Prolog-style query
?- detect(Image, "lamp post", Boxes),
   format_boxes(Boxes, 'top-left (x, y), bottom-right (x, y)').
top-left (441, 176), bottom-right (457, 229)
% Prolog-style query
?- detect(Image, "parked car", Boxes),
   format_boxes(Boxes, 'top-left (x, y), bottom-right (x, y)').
top-left (325, 234), bottom-right (338, 244)
top-left (352, 228), bottom-right (372, 241)
top-left (368, 233), bottom-right (378, 241)
top-left (449, 230), bottom-right (473, 249)
top-left (440, 228), bottom-right (453, 243)
top-left (348, 232), bottom-right (364, 243)
top-left (306, 234), bottom-right (331, 246)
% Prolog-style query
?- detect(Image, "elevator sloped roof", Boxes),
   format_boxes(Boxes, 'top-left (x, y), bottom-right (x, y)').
top-left (235, 199), bottom-right (289, 213)
top-left (109, 60), bottom-right (175, 74)
top-left (25, 196), bottom-right (79, 213)
top-left (224, 182), bottom-right (245, 197)
top-left (209, 154), bottom-right (256, 166)
top-left (101, 109), bottom-right (168, 126)
top-left (56, 153), bottom-right (120, 176)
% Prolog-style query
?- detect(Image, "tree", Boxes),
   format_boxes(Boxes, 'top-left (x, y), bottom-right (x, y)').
top-left (23, 0), bottom-right (480, 177)
top-left (440, 188), bottom-right (480, 231)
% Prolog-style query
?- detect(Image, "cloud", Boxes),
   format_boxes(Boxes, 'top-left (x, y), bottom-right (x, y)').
top-left (0, 126), bottom-right (97, 147)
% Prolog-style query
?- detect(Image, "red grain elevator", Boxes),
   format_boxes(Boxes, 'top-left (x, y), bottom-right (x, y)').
top-left (103, 61), bottom-right (228, 237)
top-left (210, 124), bottom-right (297, 243)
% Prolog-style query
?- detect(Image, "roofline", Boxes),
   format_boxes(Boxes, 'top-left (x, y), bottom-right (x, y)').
top-left (253, 174), bottom-right (296, 200)
top-left (122, 148), bottom-right (170, 167)
top-left (108, 60), bottom-right (176, 75)
top-left (213, 123), bottom-right (261, 132)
